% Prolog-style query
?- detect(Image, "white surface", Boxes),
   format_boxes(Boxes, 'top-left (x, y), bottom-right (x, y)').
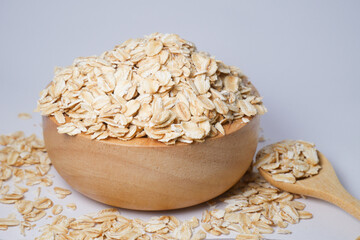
top-left (0, 0), bottom-right (359, 239)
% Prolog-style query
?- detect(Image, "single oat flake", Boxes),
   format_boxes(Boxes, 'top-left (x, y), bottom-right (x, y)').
top-left (54, 186), bottom-right (72, 199)
top-left (66, 203), bottom-right (77, 211)
top-left (51, 204), bottom-right (63, 215)
top-left (36, 33), bottom-right (266, 144)
top-left (254, 140), bottom-right (322, 183)
top-left (17, 113), bottom-right (32, 120)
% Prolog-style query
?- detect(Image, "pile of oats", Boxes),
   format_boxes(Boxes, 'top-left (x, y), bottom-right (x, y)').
top-left (34, 171), bottom-right (313, 240)
top-left (254, 140), bottom-right (321, 183)
top-left (0, 132), bottom-right (74, 235)
top-left (36, 209), bottom-right (206, 240)
top-left (0, 132), bottom-right (52, 234)
top-left (202, 171), bottom-right (313, 239)
top-left (0, 132), bottom-right (52, 190)
top-left (36, 33), bottom-right (266, 144)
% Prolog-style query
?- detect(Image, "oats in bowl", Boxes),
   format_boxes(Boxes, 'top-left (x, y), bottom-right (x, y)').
top-left (39, 33), bottom-right (266, 210)
top-left (36, 33), bottom-right (266, 144)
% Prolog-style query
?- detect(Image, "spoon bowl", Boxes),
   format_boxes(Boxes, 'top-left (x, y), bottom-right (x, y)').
top-left (259, 151), bottom-right (360, 220)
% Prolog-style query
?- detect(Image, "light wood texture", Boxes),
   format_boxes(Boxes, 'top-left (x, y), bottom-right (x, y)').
top-left (43, 115), bottom-right (260, 210)
top-left (259, 151), bottom-right (360, 220)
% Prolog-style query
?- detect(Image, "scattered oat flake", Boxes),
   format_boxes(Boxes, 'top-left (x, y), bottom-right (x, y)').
top-left (54, 187), bottom-right (72, 196)
top-left (15, 200), bottom-right (34, 215)
top-left (0, 218), bottom-right (20, 226)
top-left (298, 210), bottom-right (313, 219)
top-left (24, 209), bottom-right (46, 222)
top-left (18, 113), bottom-right (32, 120)
top-left (34, 197), bottom-right (53, 210)
top-left (0, 225), bottom-right (8, 230)
top-left (277, 228), bottom-right (292, 234)
top-left (236, 233), bottom-right (261, 240)
top-left (66, 203), bottom-right (77, 211)
top-left (191, 229), bottom-right (206, 240)
top-left (51, 204), bottom-right (63, 215)
top-left (36, 187), bottom-right (41, 199)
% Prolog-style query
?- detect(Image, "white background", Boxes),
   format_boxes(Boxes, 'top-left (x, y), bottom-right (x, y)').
top-left (0, 0), bottom-right (359, 239)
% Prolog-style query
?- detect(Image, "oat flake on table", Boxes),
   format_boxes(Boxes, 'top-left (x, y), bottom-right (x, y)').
top-left (17, 113), bottom-right (32, 120)
top-left (36, 33), bottom-right (266, 144)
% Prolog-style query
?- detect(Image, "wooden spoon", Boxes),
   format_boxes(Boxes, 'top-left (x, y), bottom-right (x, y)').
top-left (259, 151), bottom-right (360, 220)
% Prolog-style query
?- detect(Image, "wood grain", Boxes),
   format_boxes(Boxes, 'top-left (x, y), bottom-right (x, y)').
top-left (43, 115), bottom-right (260, 210)
top-left (260, 151), bottom-right (360, 220)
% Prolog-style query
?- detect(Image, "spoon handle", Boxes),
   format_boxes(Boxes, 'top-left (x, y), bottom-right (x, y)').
top-left (314, 179), bottom-right (360, 220)
top-left (328, 186), bottom-right (360, 220)
top-left (308, 152), bottom-right (360, 220)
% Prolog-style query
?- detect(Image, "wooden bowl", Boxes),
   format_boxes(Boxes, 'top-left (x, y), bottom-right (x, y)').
top-left (43, 114), bottom-right (260, 210)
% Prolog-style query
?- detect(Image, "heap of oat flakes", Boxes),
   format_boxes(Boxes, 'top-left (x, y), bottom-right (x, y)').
top-left (0, 131), bottom-right (54, 234)
top-left (202, 171), bottom-right (313, 239)
top-left (34, 171), bottom-right (313, 240)
top-left (36, 33), bottom-right (266, 144)
top-left (254, 140), bottom-right (321, 183)
top-left (36, 210), bottom-right (206, 240)
top-left (0, 131), bottom-right (76, 236)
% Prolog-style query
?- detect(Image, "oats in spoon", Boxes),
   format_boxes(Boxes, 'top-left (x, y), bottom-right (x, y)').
top-left (254, 140), bottom-right (322, 183)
